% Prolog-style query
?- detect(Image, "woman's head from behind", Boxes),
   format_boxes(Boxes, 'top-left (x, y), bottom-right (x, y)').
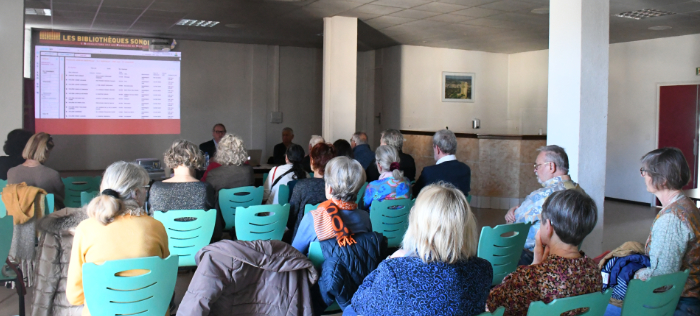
top-left (402, 182), bottom-right (477, 264)
top-left (324, 156), bottom-right (366, 202)
top-left (286, 144), bottom-right (305, 164)
top-left (215, 134), bottom-right (248, 166)
top-left (540, 190), bottom-right (597, 248)
top-left (333, 139), bottom-right (354, 159)
top-left (640, 147), bottom-right (690, 193)
top-left (4, 129), bottom-right (33, 157)
top-left (310, 142), bottom-right (335, 176)
top-left (164, 139), bottom-right (205, 170)
top-left (23, 132), bottom-right (54, 163)
top-left (375, 145), bottom-right (403, 180)
top-left (88, 161), bottom-right (150, 225)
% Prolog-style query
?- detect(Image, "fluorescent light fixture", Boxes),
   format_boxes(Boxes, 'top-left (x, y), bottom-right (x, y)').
top-left (25, 8), bottom-right (52, 16)
top-left (615, 9), bottom-right (675, 20)
top-left (176, 19), bottom-right (219, 27)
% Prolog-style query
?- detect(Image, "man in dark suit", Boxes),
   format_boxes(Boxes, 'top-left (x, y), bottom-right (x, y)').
top-left (351, 132), bottom-right (374, 170)
top-left (200, 123), bottom-right (226, 158)
top-left (366, 129), bottom-right (416, 182)
top-left (271, 127), bottom-right (297, 165)
top-left (413, 129), bottom-right (471, 197)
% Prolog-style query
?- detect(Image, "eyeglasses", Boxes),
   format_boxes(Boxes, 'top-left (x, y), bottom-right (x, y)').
top-left (214, 130), bottom-right (226, 134)
top-left (534, 161), bottom-right (552, 170)
top-left (640, 168), bottom-right (652, 176)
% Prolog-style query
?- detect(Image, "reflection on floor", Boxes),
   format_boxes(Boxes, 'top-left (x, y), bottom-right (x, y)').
top-left (0, 200), bottom-right (657, 316)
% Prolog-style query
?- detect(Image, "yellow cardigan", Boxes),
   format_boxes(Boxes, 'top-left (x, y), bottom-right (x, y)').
top-left (66, 214), bottom-right (170, 316)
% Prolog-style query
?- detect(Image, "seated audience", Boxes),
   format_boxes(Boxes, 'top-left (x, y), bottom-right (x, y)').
top-left (271, 127), bottom-right (297, 165)
top-left (487, 190), bottom-right (601, 316)
top-left (66, 161), bottom-right (169, 316)
top-left (333, 139), bottom-right (354, 159)
top-left (351, 132), bottom-right (374, 170)
top-left (504, 145), bottom-right (582, 265)
top-left (412, 129), bottom-right (471, 198)
top-left (148, 140), bottom-right (218, 238)
top-left (292, 156), bottom-right (371, 255)
top-left (347, 182), bottom-right (492, 316)
top-left (0, 129), bottom-right (33, 180)
top-left (7, 132), bottom-right (65, 209)
top-left (204, 134), bottom-right (254, 192)
top-left (303, 135), bottom-right (324, 173)
top-left (263, 144), bottom-right (307, 204)
top-left (362, 145), bottom-right (411, 210)
top-left (287, 142), bottom-right (335, 239)
top-left (199, 123), bottom-right (226, 159)
top-left (366, 129), bottom-right (416, 182)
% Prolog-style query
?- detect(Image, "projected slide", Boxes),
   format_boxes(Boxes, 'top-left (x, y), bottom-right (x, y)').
top-left (34, 46), bottom-right (181, 135)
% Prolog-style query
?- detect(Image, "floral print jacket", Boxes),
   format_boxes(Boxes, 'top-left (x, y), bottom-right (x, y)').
top-left (363, 176), bottom-right (411, 210)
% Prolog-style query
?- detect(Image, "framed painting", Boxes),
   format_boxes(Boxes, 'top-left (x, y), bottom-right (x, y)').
top-left (442, 72), bottom-right (474, 102)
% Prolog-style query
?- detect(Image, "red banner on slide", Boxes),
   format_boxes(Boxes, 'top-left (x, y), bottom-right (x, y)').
top-left (35, 119), bottom-right (180, 135)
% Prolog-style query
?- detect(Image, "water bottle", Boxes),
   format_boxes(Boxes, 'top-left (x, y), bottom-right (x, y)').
top-left (205, 153), bottom-right (210, 168)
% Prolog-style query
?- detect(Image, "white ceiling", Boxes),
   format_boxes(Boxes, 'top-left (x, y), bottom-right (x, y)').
top-left (23, 0), bottom-right (700, 53)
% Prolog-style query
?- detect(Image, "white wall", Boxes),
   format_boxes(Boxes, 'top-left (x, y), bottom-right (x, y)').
top-left (0, 0), bottom-right (25, 151)
top-left (377, 45), bottom-right (510, 134)
top-left (507, 50), bottom-right (548, 135)
top-left (45, 41), bottom-right (323, 171)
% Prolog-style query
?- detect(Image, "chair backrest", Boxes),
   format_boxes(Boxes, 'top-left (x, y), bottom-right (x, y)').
top-left (62, 176), bottom-right (101, 208)
top-left (369, 198), bottom-right (414, 248)
top-left (218, 186), bottom-right (264, 230)
top-left (527, 289), bottom-right (613, 316)
top-left (477, 307), bottom-right (505, 316)
top-left (308, 241), bottom-right (324, 267)
top-left (82, 256), bottom-right (178, 316)
top-left (81, 191), bottom-right (99, 207)
top-left (0, 214), bottom-right (13, 265)
top-left (153, 209), bottom-right (217, 267)
top-left (45, 193), bottom-right (55, 214)
top-left (304, 203), bottom-right (320, 215)
top-left (356, 182), bottom-right (368, 205)
top-left (309, 172), bottom-right (314, 178)
top-left (0, 179), bottom-right (7, 190)
top-left (287, 180), bottom-right (298, 197)
top-left (277, 184), bottom-right (290, 204)
top-left (262, 173), bottom-right (268, 185)
top-left (235, 204), bottom-right (290, 241)
top-left (477, 222), bottom-right (532, 285)
top-left (620, 270), bottom-right (690, 316)
top-left (0, 193), bottom-right (6, 218)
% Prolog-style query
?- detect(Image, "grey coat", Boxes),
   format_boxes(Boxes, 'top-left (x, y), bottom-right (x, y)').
top-left (31, 207), bottom-right (88, 316)
top-left (177, 240), bottom-right (318, 316)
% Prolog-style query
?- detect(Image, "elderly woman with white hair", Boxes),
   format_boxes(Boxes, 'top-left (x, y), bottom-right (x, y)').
top-left (66, 161), bottom-right (170, 316)
top-left (291, 156), bottom-right (372, 255)
top-left (204, 134), bottom-right (254, 192)
top-left (362, 145), bottom-right (411, 210)
top-left (346, 182), bottom-right (492, 316)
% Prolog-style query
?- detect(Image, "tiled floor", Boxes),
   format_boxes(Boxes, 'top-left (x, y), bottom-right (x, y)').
top-left (0, 200), bottom-right (658, 316)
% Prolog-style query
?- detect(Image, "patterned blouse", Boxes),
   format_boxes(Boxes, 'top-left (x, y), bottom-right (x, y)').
top-left (487, 252), bottom-right (602, 316)
top-left (362, 175), bottom-right (411, 210)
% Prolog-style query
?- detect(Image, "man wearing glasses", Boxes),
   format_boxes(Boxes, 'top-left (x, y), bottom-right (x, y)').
top-left (504, 145), bottom-right (584, 265)
top-left (200, 123), bottom-right (227, 158)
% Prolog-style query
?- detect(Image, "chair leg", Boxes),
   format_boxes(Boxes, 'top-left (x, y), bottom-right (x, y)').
top-left (5, 259), bottom-right (26, 316)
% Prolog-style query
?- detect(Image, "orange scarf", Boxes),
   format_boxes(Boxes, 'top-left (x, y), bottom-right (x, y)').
top-left (311, 199), bottom-right (358, 247)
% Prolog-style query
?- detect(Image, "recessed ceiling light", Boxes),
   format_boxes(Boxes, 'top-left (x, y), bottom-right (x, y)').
top-left (25, 8), bottom-right (51, 16)
top-left (531, 8), bottom-right (549, 14)
top-left (615, 9), bottom-right (675, 20)
top-left (649, 25), bottom-right (672, 31)
top-left (176, 19), bottom-right (220, 27)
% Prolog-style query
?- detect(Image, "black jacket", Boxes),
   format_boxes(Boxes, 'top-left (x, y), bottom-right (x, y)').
top-left (199, 140), bottom-right (217, 158)
top-left (365, 150), bottom-right (417, 182)
top-left (413, 160), bottom-right (471, 197)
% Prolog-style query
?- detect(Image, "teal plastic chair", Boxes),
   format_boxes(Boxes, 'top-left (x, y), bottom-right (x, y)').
top-left (478, 307), bottom-right (505, 316)
top-left (0, 179), bottom-right (7, 190)
top-left (262, 173), bottom-right (268, 185)
top-left (477, 222), bottom-right (532, 285)
top-left (309, 172), bottom-right (314, 178)
top-left (81, 191), bottom-right (98, 207)
top-left (82, 256), bottom-right (178, 316)
top-left (45, 193), bottom-right (55, 214)
top-left (0, 193), bottom-right (6, 218)
top-left (218, 186), bottom-right (264, 230)
top-left (235, 204), bottom-right (290, 241)
top-left (619, 270), bottom-right (689, 316)
top-left (356, 182), bottom-right (368, 205)
top-left (153, 209), bottom-right (216, 267)
top-left (1, 212), bottom-right (26, 316)
top-left (369, 198), bottom-right (414, 248)
top-left (62, 176), bottom-right (101, 208)
top-left (277, 184), bottom-right (290, 204)
top-left (307, 241), bottom-right (341, 312)
top-left (527, 289), bottom-right (613, 315)
top-left (304, 203), bottom-right (320, 215)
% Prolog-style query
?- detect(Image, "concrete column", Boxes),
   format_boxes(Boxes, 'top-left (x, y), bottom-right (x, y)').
top-left (0, 0), bottom-right (25, 144)
top-left (322, 16), bottom-right (357, 143)
top-left (547, 0), bottom-right (609, 254)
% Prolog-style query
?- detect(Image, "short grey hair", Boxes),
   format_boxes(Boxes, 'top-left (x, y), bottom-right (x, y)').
top-left (538, 145), bottom-right (569, 174)
top-left (309, 135), bottom-right (325, 147)
top-left (351, 132), bottom-right (367, 145)
top-left (433, 130), bottom-right (457, 155)
top-left (324, 156), bottom-right (366, 202)
top-left (283, 127), bottom-right (294, 135)
top-left (381, 129), bottom-right (404, 150)
top-left (214, 134), bottom-right (248, 166)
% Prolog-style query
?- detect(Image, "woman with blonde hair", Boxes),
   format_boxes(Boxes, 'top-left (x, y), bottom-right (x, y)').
top-left (204, 134), bottom-right (254, 192)
top-left (66, 161), bottom-right (169, 316)
top-left (7, 132), bottom-right (65, 208)
top-left (362, 145), bottom-right (411, 210)
top-left (346, 182), bottom-right (492, 316)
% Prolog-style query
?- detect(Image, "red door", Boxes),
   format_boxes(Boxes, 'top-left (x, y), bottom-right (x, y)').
top-left (658, 85), bottom-right (699, 189)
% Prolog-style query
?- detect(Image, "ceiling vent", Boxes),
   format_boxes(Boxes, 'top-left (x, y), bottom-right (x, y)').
top-left (176, 19), bottom-right (220, 27)
top-left (615, 9), bottom-right (675, 20)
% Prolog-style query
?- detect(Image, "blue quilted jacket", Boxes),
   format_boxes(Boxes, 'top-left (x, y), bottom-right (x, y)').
top-left (315, 232), bottom-right (387, 312)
